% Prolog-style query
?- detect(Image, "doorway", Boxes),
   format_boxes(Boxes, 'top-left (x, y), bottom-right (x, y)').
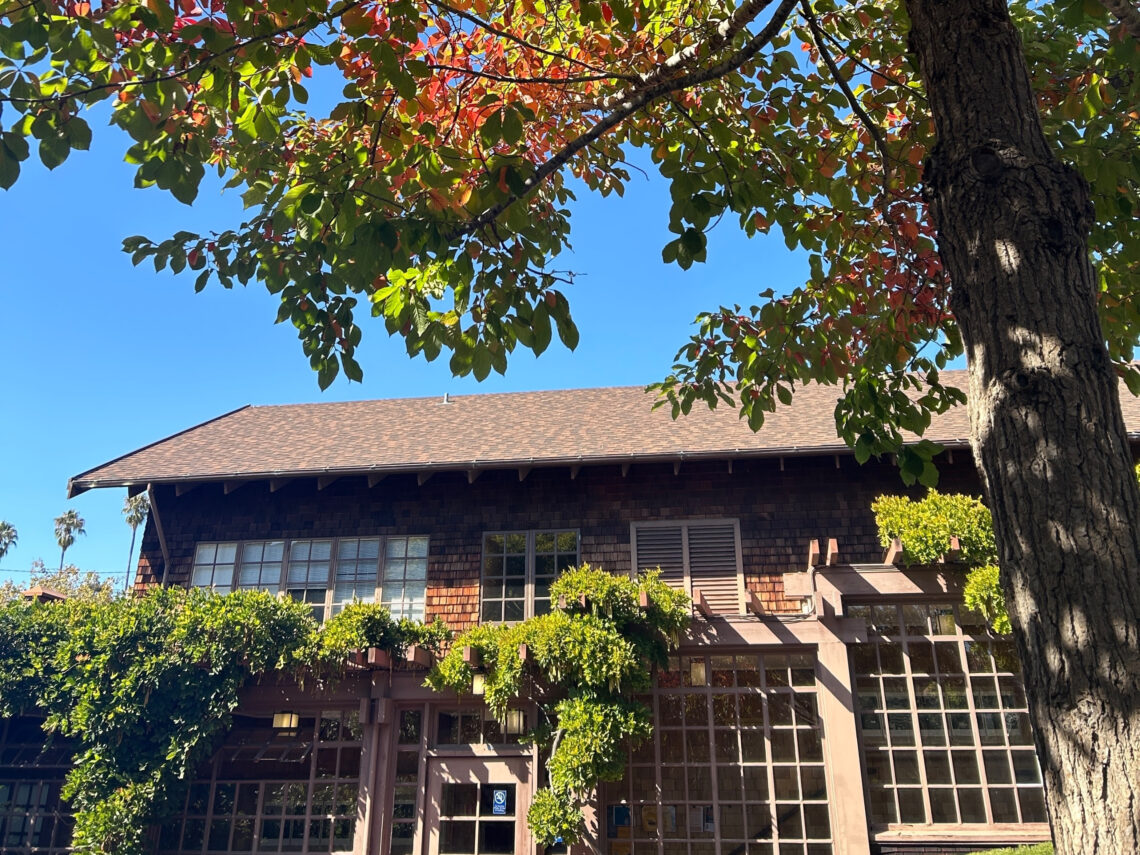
top-left (424, 758), bottom-right (531, 855)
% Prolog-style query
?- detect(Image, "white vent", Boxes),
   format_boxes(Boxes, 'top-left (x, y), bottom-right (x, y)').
top-left (635, 526), bottom-right (684, 585)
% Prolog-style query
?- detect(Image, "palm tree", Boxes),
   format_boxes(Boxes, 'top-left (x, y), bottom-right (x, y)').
top-left (122, 494), bottom-right (150, 591)
top-left (0, 521), bottom-right (17, 567)
top-left (54, 510), bottom-right (86, 572)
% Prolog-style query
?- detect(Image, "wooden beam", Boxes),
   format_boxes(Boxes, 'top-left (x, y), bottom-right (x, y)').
top-left (517, 467), bottom-right (531, 482)
top-left (825, 537), bottom-right (839, 566)
top-left (638, 590), bottom-right (649, 608)
top-left (947, 449), bottom-right (955, 464)
top-left (834, 454), bottom-right (841, 469)
top-left (175, 482), bottom-right (199, 497)
top-left (462, 646), bottom-right (482, 667)
top-left (727, 460), bottom-right (733, 475)
top-left (779, 456), bottom-right (785, 471)
top-left (884, 538), bottom-right (904, 564)
top-left (269, 478), bottom-right (292, 493)
top-left (944, 535), bottom-right (962, 563)
top-left (467, 469), bottom-right (483, 484)
top-left (569, 465), bottom-right (581, 480)
top-left (317, 475), bottom-right (339, 490)
top-left (367, 473), bottom-right (387, 488)
top-left (807, 539), bottom-right (821, 569)
top-left (127, 483), bottom-right (147, 498)
top-left (673, 461), bottom-right (681, 476)
top-left (518, 643), bottom-right (528, 662)
top-left (692, 588), bottom-right (713, 619)
top-left (417, 472), bottom-right (435, 486)
top-left (405, 644), bottom-right (434, 668)
top-left (366, 648), bottom-right (392, 669)
top-left (223, 480), bottom-right (247, 495)
top-left (621, 462), bottom-right (631, 478)
top-left (746, 590), bottom-right (765, 616)
top-left (557, 593), bottom-right (588, 610)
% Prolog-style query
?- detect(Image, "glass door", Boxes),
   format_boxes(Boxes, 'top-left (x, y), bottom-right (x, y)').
top-left (424, 758), bottom-right (531, 855)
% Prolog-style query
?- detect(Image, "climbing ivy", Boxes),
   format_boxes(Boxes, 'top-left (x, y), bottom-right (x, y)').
top-left (872, 490), bottom-right (1006, 632)
top-left (426, 565), bottom-right (691, 848)
top-left (0, 587), bottom-right (447, 855)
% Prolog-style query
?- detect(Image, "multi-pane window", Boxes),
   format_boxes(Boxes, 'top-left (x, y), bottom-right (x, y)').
top-left (0, 718), bottom-right (74, 855)
top-left (436, 709), bottom-right (527, 746)
top-left (189, 536), bottom-right (428, 621)
top-left (481, 531), bottom-right (579, 622)
top-left (632, 522), bottom-right (743, 615)
top-left (287, 540), bottom-right (334, 619)
top-left (191, 543), bottom-right (238, 593)
top-left (382, 537), bottom-right (430, 621)
top-left (158, 710), bottom-right (363, 855)
top-left (604, 653), bottom-right (832, 855)
top-left (333, 538), bottom-right (381, 612)
top-left (237, 541), bottom-right (286, 593)
top-left (848, 602), bottom-right (1046, 828)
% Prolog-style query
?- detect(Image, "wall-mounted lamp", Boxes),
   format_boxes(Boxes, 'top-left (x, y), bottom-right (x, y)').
top-left (503, 709), bottom-right (526, 736)
top-left (471, 674), bottom-right (486, 696)
top-left (272, 711), bottom-right (301, 736)
top-left (689, 659), bottom-right (707, 687)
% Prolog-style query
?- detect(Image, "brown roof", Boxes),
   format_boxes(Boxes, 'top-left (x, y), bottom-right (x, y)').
top-left (67, 371), bottom-right (1140, 495)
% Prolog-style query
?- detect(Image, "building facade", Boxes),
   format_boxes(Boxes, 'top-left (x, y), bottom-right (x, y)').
top-left (6, 381), bottom-right (1105, 855)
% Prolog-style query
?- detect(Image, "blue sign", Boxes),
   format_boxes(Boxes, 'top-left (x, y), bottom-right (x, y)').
top-left (492, 789), bottom-right (508, 816)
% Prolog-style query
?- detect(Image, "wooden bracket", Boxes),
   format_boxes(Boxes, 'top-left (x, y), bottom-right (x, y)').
top-left (518, 643), bottom-right (528, 662)
top-left (317, 475), bottom-right (340, 491)
top-left (417, 472), bottom-right (435, 486)
top-left (825, 537), bottom-right (839, 566)
top-left (517, 467), bottom-right (531, 482)
top-left (175, 482), bottom-right (200, 497)
top-left (673, 461), bottom-right (681, 476)
top-left (462, 646), bottom-right (482, 667)
top-left (269, 478), bottom-right (292, 493)
top-left (807, 539), bottom-right (821, 569)
top-left (943, 535), bottom-right (961, 562)
top-left (467, 469), bottom-right (483, 484)
top-left (569, 465), bottom-right (581, 480)
top-left (746, 591), bottom-right (765, 617)
top-left (223, 479), bottom-right (247, 495)
top-left (883, 538), bottom-right (904, 564)
top-left (556, 592), bottom-right (588, 610)
top-left (621, 462), bottom-right (631, 478)
top-left (692, 588), bottom-right (713, 619)
top-left (367, 474), bottom-right (387, 488)
top-left (638, 590), bottom-right (649, 608)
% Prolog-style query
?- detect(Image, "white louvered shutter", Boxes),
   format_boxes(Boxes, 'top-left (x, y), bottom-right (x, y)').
top-left (634, 525), bottom-right (685, 590)
top-left (687, 523), bottom-right (743, 615)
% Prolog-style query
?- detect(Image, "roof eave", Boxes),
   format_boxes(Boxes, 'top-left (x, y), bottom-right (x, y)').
top-left (67, 437), bottom-right (979, 494)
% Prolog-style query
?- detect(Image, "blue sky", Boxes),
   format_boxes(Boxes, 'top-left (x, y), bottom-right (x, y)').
top-left (0, 116), bottom-right (809, 585)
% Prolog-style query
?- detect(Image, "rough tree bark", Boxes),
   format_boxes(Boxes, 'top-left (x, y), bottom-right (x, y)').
top-left (904, 1), bottom-right (1140, 851)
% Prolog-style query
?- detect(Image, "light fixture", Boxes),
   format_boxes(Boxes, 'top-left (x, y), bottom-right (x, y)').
top-left (471, 674), bottom-right (486, 696)
top-left (689, 659), bottom-right (707, 686)
top-left (272, 711), bottom-right (301, 736)
top-left (504, 709), bottom-right (526, 735)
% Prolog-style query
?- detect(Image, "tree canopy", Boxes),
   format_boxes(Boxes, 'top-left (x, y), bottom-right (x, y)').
top-left (0, 0), bottom-right (1135, 472)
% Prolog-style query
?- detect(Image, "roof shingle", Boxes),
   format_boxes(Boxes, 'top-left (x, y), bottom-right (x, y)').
top-left (67, 371), bottom-right (1140, 494)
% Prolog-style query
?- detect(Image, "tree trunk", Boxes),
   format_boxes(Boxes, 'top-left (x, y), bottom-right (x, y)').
top-left (904, 1), bottom-right (1140, 852)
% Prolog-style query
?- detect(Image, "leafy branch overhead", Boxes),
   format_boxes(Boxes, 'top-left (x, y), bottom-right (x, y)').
top-left (0, 590), bottom-right (450, 855)
top-left (2, 0), bottom-right (1136, 464)
top-left (427, 565), bottom-right (691, 847)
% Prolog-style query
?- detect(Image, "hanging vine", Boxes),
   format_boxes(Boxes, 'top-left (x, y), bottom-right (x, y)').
top-left (427, 565), bottom-right (691, 848)
top-left (0, 588), bottom-right (449, 855)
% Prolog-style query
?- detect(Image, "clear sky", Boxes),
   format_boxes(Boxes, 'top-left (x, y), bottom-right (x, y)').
top-left (0, 114), bottom-right (810, 586)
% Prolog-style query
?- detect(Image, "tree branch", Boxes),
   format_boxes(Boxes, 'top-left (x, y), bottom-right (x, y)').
top-left (1099, 0), bottom-right (1140, 40)
top-left (425, 63), bottom-right (628, 85)
top-left (449, 0), bottom-right (800, 240)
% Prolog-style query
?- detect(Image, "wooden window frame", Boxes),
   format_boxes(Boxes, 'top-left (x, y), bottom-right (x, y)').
top-left (189, 536), bottom-right (429, 622)
top-left (479, 530), bottom-right (580, 624)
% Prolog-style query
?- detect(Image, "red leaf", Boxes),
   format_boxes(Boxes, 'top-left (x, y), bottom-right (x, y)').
top-left (601, 2), bottom-right (612, 22)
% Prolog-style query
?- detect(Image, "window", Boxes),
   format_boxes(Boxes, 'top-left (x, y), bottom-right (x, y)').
top-left (632, 521), bottom-right (744, 615)
top-left (603, 653), bottom-right (832, 855)
top-left (237, 541), bottom-right (286, 593)
top-left (848, 602), bottom-right (1046, 828)
top-left (333, 538), bottom-right (381, 613)
top-left (481, 531), bottom-right (579, 622)
top-left (191, 543), bottom-right (238, 593)
top-left (158, 710), bottom-right (363, 855)
top-left (382, 536), bottom-right (430, 621)
top-left (0, 718), bottom-right (74, 855)
top-left (190, 536), bottom-right (428, 622)
top-left (391, 709), bottom-right (425, 855)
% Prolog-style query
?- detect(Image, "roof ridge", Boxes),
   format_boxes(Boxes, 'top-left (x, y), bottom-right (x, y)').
top-left (244, 384), bottom-right (659, 410)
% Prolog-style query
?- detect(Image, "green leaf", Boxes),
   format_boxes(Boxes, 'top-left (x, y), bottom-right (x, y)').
top-left (0, 143), bottom-right (19, 190)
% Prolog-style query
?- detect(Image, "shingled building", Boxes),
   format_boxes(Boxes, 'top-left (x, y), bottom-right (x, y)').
top-left (11, 375), bottom-right (1121, 855)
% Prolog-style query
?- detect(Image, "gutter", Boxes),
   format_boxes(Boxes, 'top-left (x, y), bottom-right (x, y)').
top-left (68, 438), bottom-right (981, 494)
